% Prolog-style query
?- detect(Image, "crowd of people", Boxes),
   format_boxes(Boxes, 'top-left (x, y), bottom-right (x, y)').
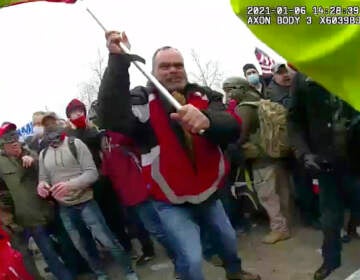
top-left (0, 30), bottom-right (360, 280)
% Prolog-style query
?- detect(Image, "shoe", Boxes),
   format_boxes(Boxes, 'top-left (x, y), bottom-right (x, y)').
top-left (208, 255), bottom-right (224, 267)
top-left (313, 263), bottom-right (339, 280)
top-left (341, 234), bottom-right (351, 243)
top-left (262, 231), bottom-right (291, 244)
top-left (125, 272), bottom-right (139, 280)
top-left (136, 252), bottom-right (155, 266)
top-left (346, 222), bottom-right (360, 239)
top-left (226, 270), bottom-right (261, 280)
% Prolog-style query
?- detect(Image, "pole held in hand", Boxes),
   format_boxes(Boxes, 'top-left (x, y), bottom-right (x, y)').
top-left (84, 7), bottom-right (182, 110)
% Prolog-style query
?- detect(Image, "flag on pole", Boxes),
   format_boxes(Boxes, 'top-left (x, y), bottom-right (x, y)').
top-left (230, 0), bottom-right (360, 111)
top-left (254, 47), bottom-right (275, 76)
top-left (0, 0), bottom-right (76, 8)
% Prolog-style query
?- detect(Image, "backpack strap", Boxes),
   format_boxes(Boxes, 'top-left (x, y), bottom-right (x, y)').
top-left (67, 137), bottom-right (79, 164)
top-left (238, 101), bottom-right (260, 107)
top-left (42, 147), bottom-right (49, 161)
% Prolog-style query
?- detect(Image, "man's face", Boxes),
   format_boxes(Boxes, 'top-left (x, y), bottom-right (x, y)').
top-left (33, 115), bottom-right (44, 127)
top-left (223, 84), bottom-right (238, 102)
top-left (44, 127), bottom-right (64, 148)
top-left (69, 108), bottom-right (85, 121)
top-left (3, 141), bottom-right (21, 157)
top-left (245, 68), bottom-right (258, 79)
top-left (153, 48), bottom-right (187, 93)
top-left (273, 66), bottom-right (292, 87)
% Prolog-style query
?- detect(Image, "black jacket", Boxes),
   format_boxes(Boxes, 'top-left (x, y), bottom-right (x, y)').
top-left (288, 72), bottom-right (355, 163)
top-left (97, 54), bottom-right (241, 153)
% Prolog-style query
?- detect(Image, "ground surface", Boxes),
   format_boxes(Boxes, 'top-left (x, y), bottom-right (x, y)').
top-left (102, 224), bottom-right (360, 280)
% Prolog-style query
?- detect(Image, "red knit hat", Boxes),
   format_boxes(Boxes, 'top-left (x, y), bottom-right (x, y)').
top-left (0, 123), bottom-right (16, 138)
top-left (66, 99), bottom-right (86, 118)
top-left (0, 123), bottom-right (18, 144)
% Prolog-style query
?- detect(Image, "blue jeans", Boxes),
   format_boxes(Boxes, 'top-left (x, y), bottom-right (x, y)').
top-left (30, 226), bottom-right (74, 280)
top-left (134, 200), bottom-right (175, 260)
top-left (59, 200), bottom-right (133, 276)
top-left (152, 199), bottom-right (242, 280)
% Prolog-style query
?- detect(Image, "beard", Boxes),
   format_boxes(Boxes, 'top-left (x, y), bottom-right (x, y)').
top-left (162, 73), bottom-right (188, 93)
top-left (167, 83), bottom-right (186, 93)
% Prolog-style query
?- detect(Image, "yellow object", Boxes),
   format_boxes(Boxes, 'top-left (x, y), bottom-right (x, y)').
top-left (231, 0), bottom-right (360, 111)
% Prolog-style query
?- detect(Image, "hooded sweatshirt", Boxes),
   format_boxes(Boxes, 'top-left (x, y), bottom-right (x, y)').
top-left (39, 137), bottom-right (98, 206)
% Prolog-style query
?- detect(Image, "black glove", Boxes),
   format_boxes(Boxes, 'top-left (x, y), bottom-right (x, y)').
top-left (226, 143), bottom-right (245, 167)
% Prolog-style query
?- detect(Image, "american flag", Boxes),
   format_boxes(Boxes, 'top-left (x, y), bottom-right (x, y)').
top-left (254, 47), bottom-right (275, 76)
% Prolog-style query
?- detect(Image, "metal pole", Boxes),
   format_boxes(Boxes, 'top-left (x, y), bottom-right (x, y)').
top-left (84, 7), bottom-right (182, 110)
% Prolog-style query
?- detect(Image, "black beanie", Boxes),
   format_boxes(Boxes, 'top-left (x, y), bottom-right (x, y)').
top-left (243, 63), bottom-right (258, 75)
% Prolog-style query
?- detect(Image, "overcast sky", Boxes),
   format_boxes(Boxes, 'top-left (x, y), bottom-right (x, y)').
top-left (0, 0), bottom-right (283, 127)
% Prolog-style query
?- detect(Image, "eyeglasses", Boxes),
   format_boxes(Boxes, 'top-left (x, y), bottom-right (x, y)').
top-left (2, 132), bottom-right (19, 144)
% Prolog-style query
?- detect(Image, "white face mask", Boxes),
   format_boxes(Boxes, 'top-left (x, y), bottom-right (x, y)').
top-left (33, 126), bottom-right (44, 137)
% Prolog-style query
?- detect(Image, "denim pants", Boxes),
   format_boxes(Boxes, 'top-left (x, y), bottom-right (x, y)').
top-left (133, 200), bottom-right (175, 260)
top-left (59, 199), bottom-right (133, 276)
top-left (29, 226), bottom-right (74, 280)
top-left (51, 204), bottom-right (92, 276)
top-left (151, 199), bottom-right (242, 280)
top-left (126, 206), bottom-right (155, 256)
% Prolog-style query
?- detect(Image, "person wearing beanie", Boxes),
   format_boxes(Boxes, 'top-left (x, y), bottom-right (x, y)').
top-left (66, 99), bottom-right (87, 120)
top-left (242, 64), bottom-right (268, 97)
top-left (65, 99), bottom-right (101, 167)
top-left (0, 122), bottom-right (74, 280)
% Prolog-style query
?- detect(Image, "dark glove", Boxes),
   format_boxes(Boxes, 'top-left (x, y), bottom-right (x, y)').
top-left (226, 143), bottom-right (245, 167)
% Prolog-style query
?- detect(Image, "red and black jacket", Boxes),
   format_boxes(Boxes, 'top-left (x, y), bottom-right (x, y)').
top-left (97, 54), bottom-right (241, 204)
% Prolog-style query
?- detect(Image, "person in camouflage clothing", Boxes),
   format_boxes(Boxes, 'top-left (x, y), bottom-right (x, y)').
top-left (227, 77), bottom-right (292, 244)
top-left (0, 122), bottom-right (73, 280)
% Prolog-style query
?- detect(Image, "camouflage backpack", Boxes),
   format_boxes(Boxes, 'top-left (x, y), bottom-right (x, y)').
top-left (239, 99), bottom-right (291, 158)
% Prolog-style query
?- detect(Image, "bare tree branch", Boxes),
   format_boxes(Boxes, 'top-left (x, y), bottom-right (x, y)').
top-left (189, 49), bottom-right (223, 90)
top-left (78, 48), bottom-right (106, 109)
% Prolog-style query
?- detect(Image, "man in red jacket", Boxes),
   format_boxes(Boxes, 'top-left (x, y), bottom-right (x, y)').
top-left (100, 130), bottom-right (176, 265)
top-left (97, 31), bottom-right (260, 280)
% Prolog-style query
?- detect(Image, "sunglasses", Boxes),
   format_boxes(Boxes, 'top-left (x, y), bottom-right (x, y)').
top-left (2, 132), bottom-right (19, 144)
